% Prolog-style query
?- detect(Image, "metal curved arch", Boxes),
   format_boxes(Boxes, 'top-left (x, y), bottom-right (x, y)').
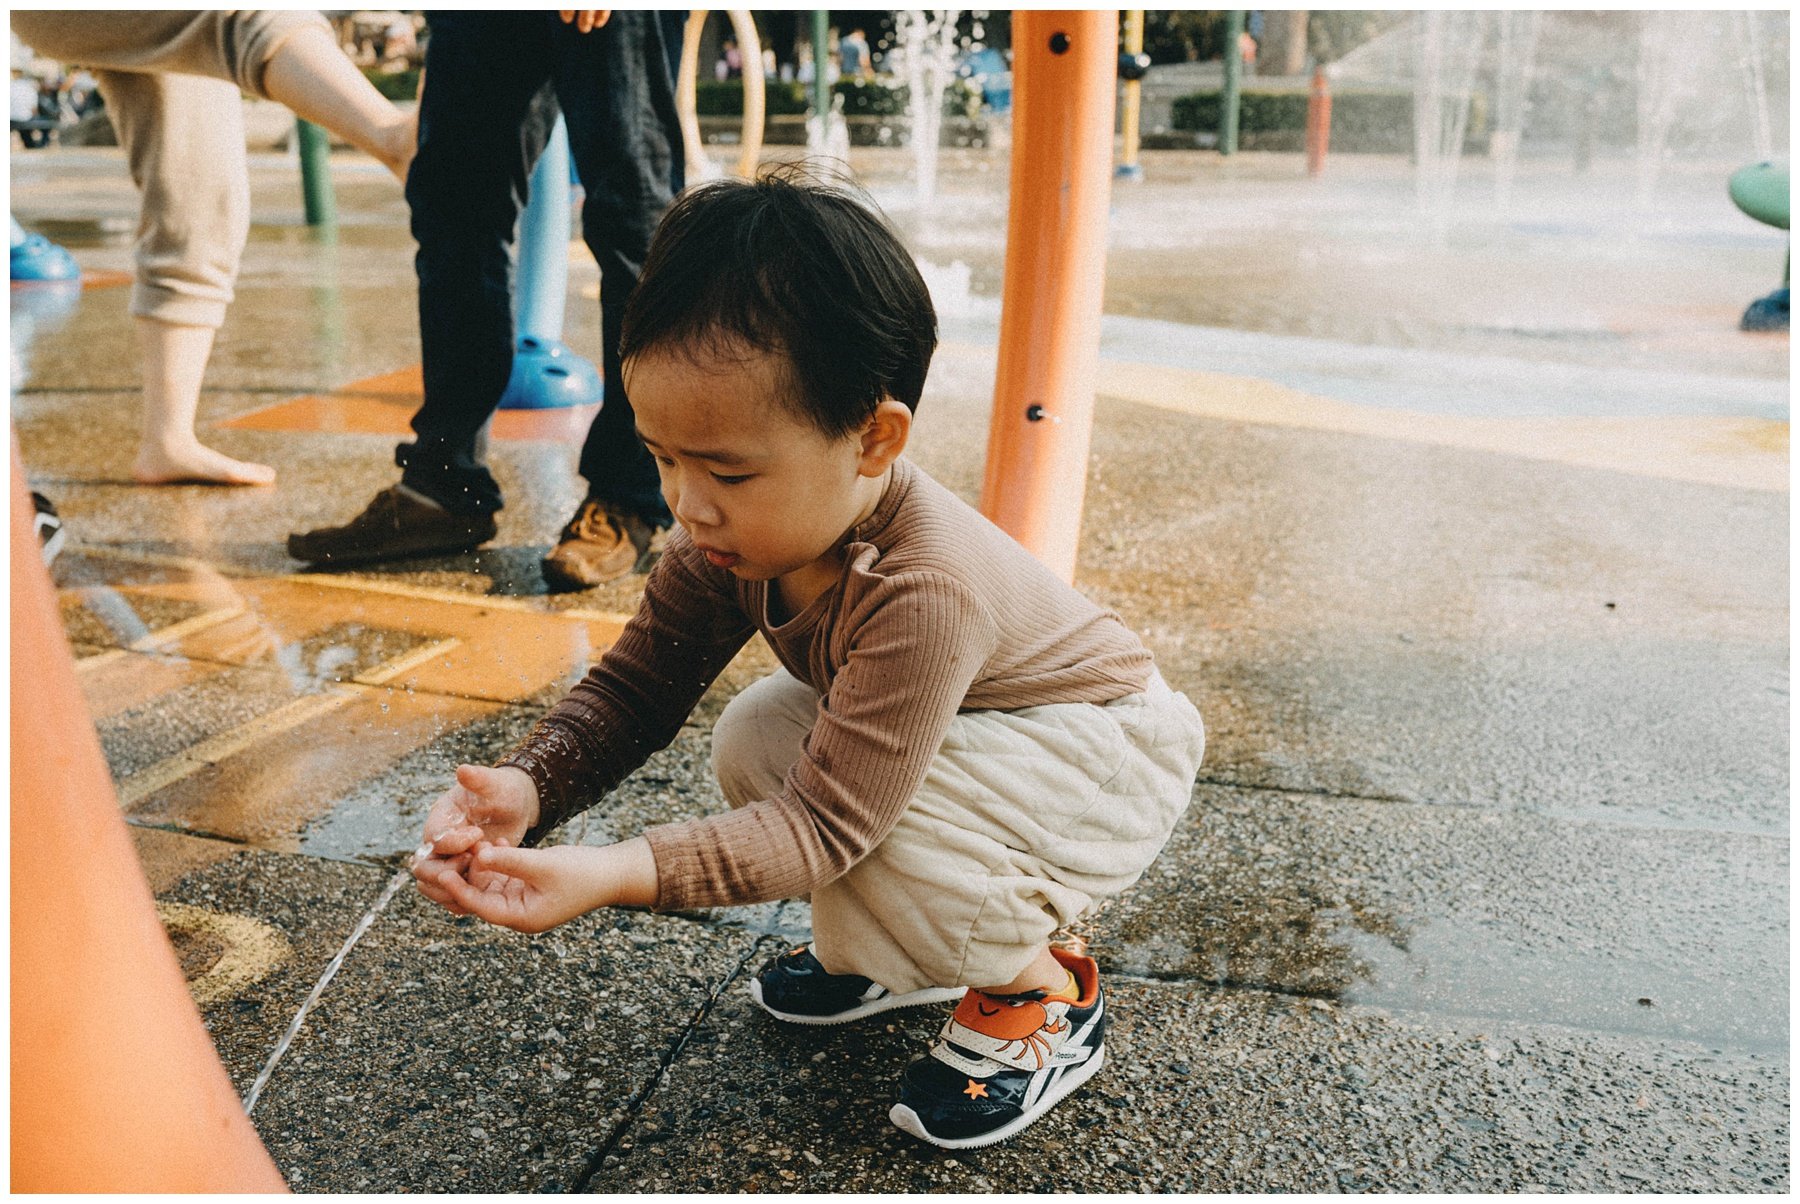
top-left (676, 9), bottom-right (766, 181)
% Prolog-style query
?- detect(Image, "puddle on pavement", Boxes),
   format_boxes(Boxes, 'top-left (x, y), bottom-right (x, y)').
top-left (1105, 864), bottom-right (1785, 1056)
top-left (1330, 915), bottom-right (1786, 1055)
top-left (57, 553), bottom-right (626, 855)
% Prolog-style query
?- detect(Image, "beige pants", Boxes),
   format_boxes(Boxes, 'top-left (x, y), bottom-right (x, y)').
top-left (11, 11), bottom-right (330, 327)
top-left (712, 668), bottom-right (1206, 993)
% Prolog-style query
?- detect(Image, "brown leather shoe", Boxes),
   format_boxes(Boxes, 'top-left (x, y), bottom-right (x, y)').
top-left (287, 486), bottom-right (497, 565)
top-left (541, 499), bottom-right (657, 590)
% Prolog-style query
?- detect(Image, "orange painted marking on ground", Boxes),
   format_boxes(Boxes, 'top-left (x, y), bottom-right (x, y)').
top-left (218, 363), bottom-right (599, 442)
top-left (9, 268), bottom-right (133, 293)
top-left (68, 565), bottom-right (627, 847)
top-left (126, 688), bottom-right (508, 847)
top-left (80, 269), bottom-right (134, 290)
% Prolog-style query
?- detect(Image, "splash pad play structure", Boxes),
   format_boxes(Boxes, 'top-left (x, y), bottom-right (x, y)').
top-left (13, 8), bottom-right (1789, 1189)
top-left (1729, 159), bottom-right (1789, 332)
top-left (498, 114), bottom-right (605, 412)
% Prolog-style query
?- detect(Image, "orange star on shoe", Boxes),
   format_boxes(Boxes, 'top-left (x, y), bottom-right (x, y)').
top-left (962, 1079), bottom-right (988, 1099)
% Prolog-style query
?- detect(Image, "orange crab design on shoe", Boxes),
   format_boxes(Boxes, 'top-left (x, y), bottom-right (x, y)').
top-left (889, 947), bottom-right (1107, 1149)
top-left (951, 993), bottom-right (1071, 1070)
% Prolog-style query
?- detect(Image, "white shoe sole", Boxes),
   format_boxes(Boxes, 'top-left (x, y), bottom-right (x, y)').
top-left (888, 1043), bottom-right (1107, 1149)
top-left (37, 524), bottom-right (64, 566)
top-left (748, 977), bottom-right (966, 1026)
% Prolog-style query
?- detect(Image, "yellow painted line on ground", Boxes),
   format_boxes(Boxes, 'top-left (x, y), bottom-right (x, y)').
top-left (76, 646), bottom-right (129, 671)
top-left (155, 901), bottom-right (293, 1007)
top-left (352, 637), bottom-right (462, 686)
top-left (71, 545), bottom-right (241, 576)
top-left (288, 572), bottom-right (635, 626)
top-left (65, 546), bottom-right (635, 625)
top-left (74, 604), bottom-right (246, 672)
top-left (115, 637), bottom-right (463, 809)
top-left (118, 688), bottom-right (358, 808)
top-left (1081, 354), bottom-right (1788, 494)
top-left (127, 604), bottom-right (249, 652)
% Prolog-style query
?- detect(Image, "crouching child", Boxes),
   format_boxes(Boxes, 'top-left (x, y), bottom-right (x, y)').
top-left (412, 167), bottom-right (1206, 1149)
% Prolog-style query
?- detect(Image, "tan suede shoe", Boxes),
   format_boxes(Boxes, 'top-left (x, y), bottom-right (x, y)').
top-left (540, 499), bottom-right (658, 591)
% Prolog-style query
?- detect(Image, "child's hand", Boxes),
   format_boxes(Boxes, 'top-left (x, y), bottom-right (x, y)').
top-left (412, 764), bottom-right (539, 911)
top-left (431, 843), bottom-right (606, 934)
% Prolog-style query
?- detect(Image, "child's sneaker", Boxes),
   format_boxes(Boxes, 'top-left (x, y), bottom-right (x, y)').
top-left (888, 947), bottom-right (1105, 1148)
top-left (749, 945), bottom-right (966, 1025)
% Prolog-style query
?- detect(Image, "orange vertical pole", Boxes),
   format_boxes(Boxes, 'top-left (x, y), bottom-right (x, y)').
top-left (1306, 68), bottom-right (1332, 177)
top-left (978, 10), bottom-right (1120, 583)
top-left (10, 448), bottom-right (289, 1193)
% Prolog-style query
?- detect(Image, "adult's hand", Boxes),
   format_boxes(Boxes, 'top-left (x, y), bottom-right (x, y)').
top-left (559, 11), bottom-right (611, 34)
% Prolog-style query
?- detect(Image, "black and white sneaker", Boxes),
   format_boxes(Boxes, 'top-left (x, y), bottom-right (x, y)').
top-left (889, 947), bottom-right (1106, 1148)
top-left (31, 491), bottom-right (64, 565)
top-left (749, 945), bottom-right (966, 1026)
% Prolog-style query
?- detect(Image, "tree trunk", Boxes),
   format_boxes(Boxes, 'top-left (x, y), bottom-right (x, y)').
top-left (1257, 10), bottom-right (1310, 77)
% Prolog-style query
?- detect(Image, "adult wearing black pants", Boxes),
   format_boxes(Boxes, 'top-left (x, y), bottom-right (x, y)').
top-left (291, 10), bottom-right (684, 590)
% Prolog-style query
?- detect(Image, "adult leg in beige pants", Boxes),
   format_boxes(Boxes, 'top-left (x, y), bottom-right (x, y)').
top-left (713, 668), bottom-right (1203, 996)
top-left (10, 11), bottom-right (415, 485)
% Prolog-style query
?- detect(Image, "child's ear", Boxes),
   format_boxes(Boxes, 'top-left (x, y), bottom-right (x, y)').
top-left (857, 398), bottom-right (912, 476)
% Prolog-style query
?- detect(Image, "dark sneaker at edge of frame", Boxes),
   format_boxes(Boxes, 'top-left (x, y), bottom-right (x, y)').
top-left (287, 485), bottom-right (497, 565)
top-left (541, 497), bottom-right (661, 591)
top-left (749, 945), bottom-right (967, 1026)
top-left (889, 945), bottom-right (1106, 1149)
top-left (31, 491), bottom-right (65, 565)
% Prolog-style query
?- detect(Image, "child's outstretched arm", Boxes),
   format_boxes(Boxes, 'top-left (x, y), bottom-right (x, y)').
top-left (430, 838), bottom-right (660, 935)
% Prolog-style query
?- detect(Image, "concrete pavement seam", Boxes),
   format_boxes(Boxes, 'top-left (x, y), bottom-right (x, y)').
top-left (570, 931), bottom-right (788, 1193)
top-left (1195, 775), bottom-right (1790, 839)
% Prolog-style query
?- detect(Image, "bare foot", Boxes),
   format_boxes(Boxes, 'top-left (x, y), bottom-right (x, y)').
top-left (132, 443), bottom-right (276, 487)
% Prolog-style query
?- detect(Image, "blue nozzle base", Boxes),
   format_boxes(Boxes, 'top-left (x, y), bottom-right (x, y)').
top-left (498, 336), bottom-right (604, 411)
top-left (1739, 287), bottom-right (1789, 333)
top-left (11, 234), bottom-right (81, 282)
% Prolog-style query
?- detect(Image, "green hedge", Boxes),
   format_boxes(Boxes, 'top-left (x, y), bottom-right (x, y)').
top-left (696, 78), bottom-right (980, 121)
top-left (696, 79), bottom-right (810, 117)
top-left (362, 66), bottom-right (420, 101)
top-left (1171, 89), bottom-right (1489, 153)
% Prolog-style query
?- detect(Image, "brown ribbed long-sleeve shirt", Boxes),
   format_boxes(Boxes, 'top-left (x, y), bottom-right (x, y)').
top-left (502, 457), bottom-right (1153, 912)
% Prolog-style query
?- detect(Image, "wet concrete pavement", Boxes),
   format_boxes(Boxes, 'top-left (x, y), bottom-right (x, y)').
top-left (11, 145), bottom-right (1789, 1191)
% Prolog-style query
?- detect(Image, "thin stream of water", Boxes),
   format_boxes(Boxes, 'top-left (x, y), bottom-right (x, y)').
top-left (243, 866), bottom-right (412, 1115)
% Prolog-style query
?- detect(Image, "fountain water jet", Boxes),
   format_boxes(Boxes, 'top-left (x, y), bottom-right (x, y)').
top-left (806, 92), bottom-right (851, 166)
top-left (1489, 11), bottom-right (1542, 211)
top-left (1635, 11), bottom-right (1705, 212)
top-left (1735, 10), bottom-right (1775, 163)
top-left (1412, 11), bottom-right (1488, 238)
top-left (890, 9), bottom-right (962, 207)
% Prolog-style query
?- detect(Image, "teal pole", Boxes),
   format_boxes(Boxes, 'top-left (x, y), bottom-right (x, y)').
top-left (296, 119), bottom-right (336, 227)
top-left (812, 11), bottom-right (831, 122)
top-left (1220, 11), bottom-right (1245, 156)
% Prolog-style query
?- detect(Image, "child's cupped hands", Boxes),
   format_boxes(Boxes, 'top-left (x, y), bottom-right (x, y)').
top-left (430, 842), bottom-right (604, 934)
top-left (412, 764), bottom-right (539, 911)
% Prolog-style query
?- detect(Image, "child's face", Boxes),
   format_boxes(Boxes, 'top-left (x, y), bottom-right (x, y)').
top-left (628, 345), bottom-right (908, 597)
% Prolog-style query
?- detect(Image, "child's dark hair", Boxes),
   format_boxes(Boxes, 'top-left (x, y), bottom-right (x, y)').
top-left (620, 164), bottom-right (938, 441)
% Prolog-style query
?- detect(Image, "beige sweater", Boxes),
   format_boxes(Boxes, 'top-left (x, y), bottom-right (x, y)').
top-left (504, 457), bottom-right (1154, 911)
